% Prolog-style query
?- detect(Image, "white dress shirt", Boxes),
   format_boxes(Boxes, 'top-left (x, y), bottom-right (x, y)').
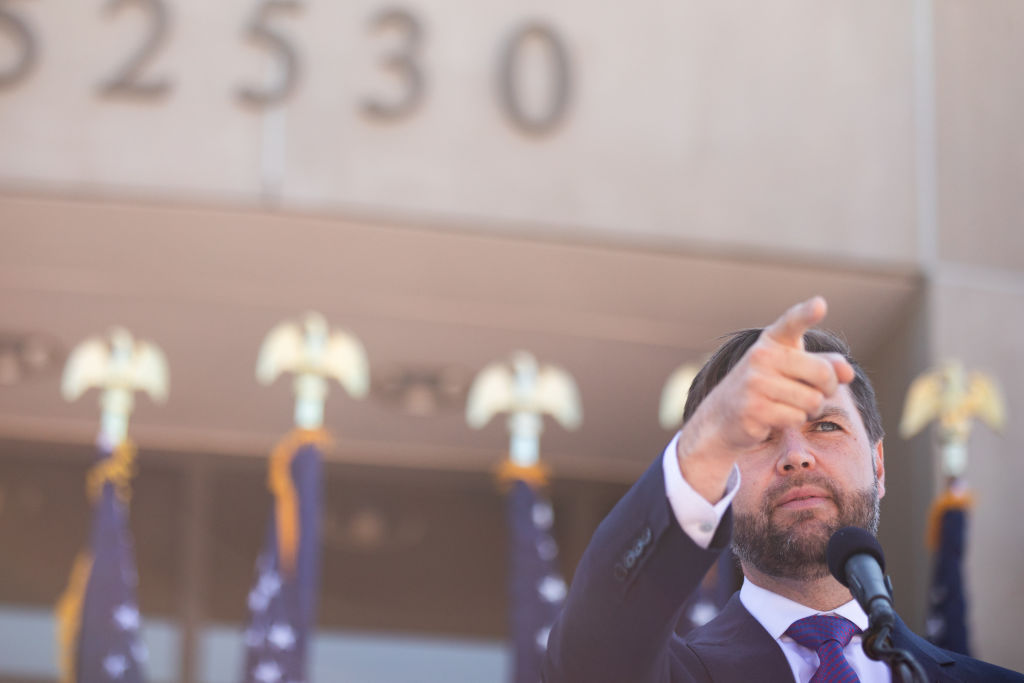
top-left (661, 432), bottom-right (739, 549)
top-left (660, 434), bottom-right (892, 683)
top-left (740, 580), bottom-right (892, 682)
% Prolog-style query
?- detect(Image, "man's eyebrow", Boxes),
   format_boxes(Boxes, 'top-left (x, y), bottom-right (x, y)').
top-left (810, 406), bottom-right (852, 422)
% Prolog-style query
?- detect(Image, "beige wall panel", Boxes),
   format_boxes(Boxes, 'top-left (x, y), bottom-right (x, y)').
top-left (1, 1), bottom-right (916, 264)
top-left (283, 0), bottom-right (918, 263)
top-left (931, 275), bottom-right (1024, 672)
top-left (0, 1), bottom-right (263, 197)
top-left (935, 0), bottom-right (1024, 271)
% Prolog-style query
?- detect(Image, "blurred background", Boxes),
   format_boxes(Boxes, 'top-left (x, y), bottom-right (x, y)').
top-left (1, 0), bottom-right (1023, 680)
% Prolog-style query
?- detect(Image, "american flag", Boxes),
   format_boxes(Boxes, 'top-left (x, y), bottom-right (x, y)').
top-left (56, 441), bottom-right (148, 683)
top-left (506, 477), bottom-right (567, 683)
top-left (925, 485), bottom-right (973, 655)
top-left (241, 431), bottom-right (327, 683)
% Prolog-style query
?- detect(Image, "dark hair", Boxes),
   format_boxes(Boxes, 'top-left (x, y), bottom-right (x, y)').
top-left (681, 328), bottom-right (884, 445)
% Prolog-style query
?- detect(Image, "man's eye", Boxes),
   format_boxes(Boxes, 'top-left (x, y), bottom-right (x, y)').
top-left (812, 421), bottom-right (841, 432)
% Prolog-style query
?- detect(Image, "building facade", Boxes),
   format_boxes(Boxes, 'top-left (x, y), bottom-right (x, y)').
top-left (1, 1), bottom-right (1022, 679)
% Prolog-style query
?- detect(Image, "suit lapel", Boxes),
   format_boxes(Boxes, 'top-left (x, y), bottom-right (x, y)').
top-left (683, 594), bottom-right (795, 682)
top-left (682, 596), bottom-right (960, 682)
top-left (890, 617), bottom-right (959, 682)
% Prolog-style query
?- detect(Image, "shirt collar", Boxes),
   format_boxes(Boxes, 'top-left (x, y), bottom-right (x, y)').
top-left (739, 577), bottom-right (870, 640)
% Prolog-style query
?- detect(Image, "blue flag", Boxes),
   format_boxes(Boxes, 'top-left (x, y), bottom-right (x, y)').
top-left (677, 547), bottom-right (742, 636)
top-left (241, 430), bottom-right (328, 683)
top-left (56, 441), bottom-right (148, 683)
top-left (504, 466), bottom-right (567, 683)
top-left (925, 486), bottom-right (972, 655)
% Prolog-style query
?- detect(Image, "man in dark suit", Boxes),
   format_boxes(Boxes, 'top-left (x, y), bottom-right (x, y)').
top-left (543, 297), bottom-right (1023, 682)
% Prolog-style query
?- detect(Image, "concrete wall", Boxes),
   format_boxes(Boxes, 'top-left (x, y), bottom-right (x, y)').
top-left (0, 0), bottom-right (917, 263)
top-left (925, 0), bottom-right (1024, 670)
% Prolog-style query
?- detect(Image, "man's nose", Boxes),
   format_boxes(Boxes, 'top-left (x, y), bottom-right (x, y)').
top-left (775, 429), bottom-right (816, 474)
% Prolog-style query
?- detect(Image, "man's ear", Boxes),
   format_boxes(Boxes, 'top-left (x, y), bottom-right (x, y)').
top-left (874, 440), bottom-right (886, 499)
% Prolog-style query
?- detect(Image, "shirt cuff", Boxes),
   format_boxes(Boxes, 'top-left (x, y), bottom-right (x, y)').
top-left (661, 432), bottom-right (740, 549)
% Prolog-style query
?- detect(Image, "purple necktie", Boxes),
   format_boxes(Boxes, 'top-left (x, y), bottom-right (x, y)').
top-left (785, 614), bottom-right (862, 683)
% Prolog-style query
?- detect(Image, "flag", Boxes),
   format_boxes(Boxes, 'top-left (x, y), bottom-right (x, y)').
top-left (676, 545), bottom-right (742, 635)
top-left (924, 485), bottom-right (973, 655)
top-left (56, 440), bottom-right (148, 683)
top-left (500, 462), bottom-right (567, 683)
top-left (241, 429), bottom-right (330, 683)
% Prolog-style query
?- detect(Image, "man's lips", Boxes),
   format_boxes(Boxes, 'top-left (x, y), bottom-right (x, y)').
top-left (774, 486), bottom-right (833, 511)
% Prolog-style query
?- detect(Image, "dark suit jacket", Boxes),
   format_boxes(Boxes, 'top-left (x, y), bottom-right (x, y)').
top-left (543, 456), bottom-right (1024, 683)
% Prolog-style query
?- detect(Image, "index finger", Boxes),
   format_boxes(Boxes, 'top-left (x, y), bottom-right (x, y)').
top-left (763, 296), bottom-right (828, 348)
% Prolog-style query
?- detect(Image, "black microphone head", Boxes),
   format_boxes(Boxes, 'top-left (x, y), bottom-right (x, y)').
top-left (827, 526), bottom-right (885, 587)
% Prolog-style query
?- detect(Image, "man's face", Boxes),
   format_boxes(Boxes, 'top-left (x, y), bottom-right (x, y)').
top-left (731, 385), bottom-right (885, 581)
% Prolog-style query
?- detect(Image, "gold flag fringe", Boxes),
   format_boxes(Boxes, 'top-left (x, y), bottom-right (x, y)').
top-left (55, 552), bottom-right (93, 683)
top-left (926, 486), bottom-right (973, 552)
top-left (268, 428), bottom-right (332, 577)
top-left (86, 441), bottom-right (138, 505)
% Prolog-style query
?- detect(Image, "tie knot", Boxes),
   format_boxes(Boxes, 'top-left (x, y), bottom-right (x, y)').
top-left (786, 614), bottom-right (861, 651)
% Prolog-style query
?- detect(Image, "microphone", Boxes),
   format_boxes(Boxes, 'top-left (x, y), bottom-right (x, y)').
top-left (826, 526), bottom-right (895, 629)
top-left (827, 527), bottom-right (928, 682)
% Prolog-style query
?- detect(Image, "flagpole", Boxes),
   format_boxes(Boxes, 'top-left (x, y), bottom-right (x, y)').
top-left (241, 312), bottom-right (367, 683)
top-left (55, 327), bottom-right (168, 683)
top-left (467, 351), bottom-right (581, 683)
top-left (900, 359), bottom-right (1006, 655)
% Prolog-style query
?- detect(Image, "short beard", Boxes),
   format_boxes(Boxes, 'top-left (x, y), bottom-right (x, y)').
top-left (732, 475), bottom-right (880, 581)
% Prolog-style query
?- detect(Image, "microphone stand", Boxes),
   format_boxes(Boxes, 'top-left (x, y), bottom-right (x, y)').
top-left (827, 528), bottom-right (936, 683)
top-left (861, 606), bottom-right (929, 683)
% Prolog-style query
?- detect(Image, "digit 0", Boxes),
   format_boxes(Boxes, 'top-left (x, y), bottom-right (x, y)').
top-left (497, 21), bottom-right (572, 136)
top-left (0, 1), bottom-right (39, 89)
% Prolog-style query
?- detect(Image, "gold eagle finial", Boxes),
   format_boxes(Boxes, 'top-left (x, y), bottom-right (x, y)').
top-left (900, 359), bottom-right (1005, 477)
